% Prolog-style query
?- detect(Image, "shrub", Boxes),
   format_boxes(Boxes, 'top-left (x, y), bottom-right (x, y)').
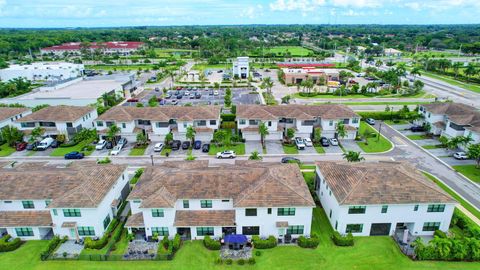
top-left (252, 235), bottom-right (277, 249)
top-left (237, 258), bottom-right (245, 265)
top-left (357, 111), bottom-right (420, 121)
top-left (172, 234), bottom-right (181, 251)
top-left (332, 232), bottom-right (354, 246)
top-left (298, 234), bottom-right (320, 248)
top-left (248, 257), bottom-right (256, 265)
top-left (97, 157), bottom-right (111, 164)
top-left (214, 258), bottom-right (223, 265)
top-left (0, 234), bottom-right (22, 252)
top-left (161, 235), bottom-right (169, 249)
top-left (221, 121), bottom-right (236, 129)
top-left (40, 235), bottom-right (61, 260)
top-left (221, 114), bottom-right (236, 122)
top-left (434, 230), bottom-right (447, 239)
top-left (225, 258), bottom-right (233, 265)
top-left (203, 235), bottom-right (221, 250)
top-left (255, 250), bottom-right (262, 256)
top-left (84, 218), bottom-right (119, 249)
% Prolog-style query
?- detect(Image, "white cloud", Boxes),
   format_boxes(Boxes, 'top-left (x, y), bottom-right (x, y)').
top-left (269, 0), bottom-right (324, 12)
top-left (240, 5), bottom-right (264, 19)
top-left (331, 0), bottom-right (382, 8)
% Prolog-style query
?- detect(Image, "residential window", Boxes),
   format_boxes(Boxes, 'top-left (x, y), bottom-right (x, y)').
top-left (335, 221), bottom-right (338, 230)
top-left (329, 121), bottom-right (333, 126)
top-left (133, 200), bottom-right (141, 203)
top-left (103, 215), bottom-right (111, 230)
top-left (348, 206), bottom-right (366, 214)
top-left (268, 121), bottom-right (272, 127)
top-left (195, 120), bottom-right (207, 126)
top-left (329, 190), bottom-right (332, 196)
top-left (63, 209), bottom-right (81, 217)
top-left (249, 119), bottom-right (259, 125)
top-left (152, 227), bottom-right (169, 236)
top-left (45, 200), bottom-right (51, 207)
top-left (381, 205), bottom-right (388, 214)
top-left (121, 123), bottom-right (126, 129)
top-left (96, 121), bottom-right (104, 127)
top-left (22, 201), bottom-right (34, 209)
top-left (21, 122), bottom-right (35, 128)
top-left (156, 122), bottom-right (169, 128)
top-left (78, 226), bottom-right (95, 236)
top-left (210, 120), bottom-right (217, 125)
top-left (287, 225), bottom-right (304, 235)
top-left (346, 224), bottom-right (363, 233)
top-left (183, 123), bottom-right (188, 128)
top-left (245, 208), bottom-right (257, 216)
top-left (196, 227), bottom-right (214, 236)
top-left (152, 209), bottom-right (164, 217)
top-left (414, 205), bottom-right (419, 211)
top-left (15, 227), bottom-right (34, 237)
top-left (352, 118), bottom-right (359, 124)
top-left (66, 122), bottom-right (73, 128)
top-left (183, 200), bottom-right (189, 208)
top-left (221, 199), bottom-right (230, 202)
top-left (343, 119), bottom-right (349, 124)
top-left (239, 119), bottom-right (246, 125)
top-left (201, 200), bottom-right (212, 208)
top-left (302, 120), bottom-right (315, 126)
top-left (267, 208), bottom-right (272, 214)
top-left (277, 208), bottom-right (295, 216)
top-left (422, 222), bottom-right (441, 232)
top-left (106, 121), bottom-right (114, 127)
top-left (329, 209), bottom-right (332, 218)
top-left (52, 209), bottom-right (58, 216)
top-left (242, 226), bottom-right (260, 235)
top-left (427, 204), bottom-right (445, 213)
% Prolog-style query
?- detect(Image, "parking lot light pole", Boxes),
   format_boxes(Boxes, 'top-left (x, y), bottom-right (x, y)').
top-left (150, 154), bottom-right (154, 166)
top-left (377, 121), bottom-right (383, 142)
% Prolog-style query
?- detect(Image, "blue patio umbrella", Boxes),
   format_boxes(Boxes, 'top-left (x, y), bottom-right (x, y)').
top-left (224, 234), bottom-right (248, 245)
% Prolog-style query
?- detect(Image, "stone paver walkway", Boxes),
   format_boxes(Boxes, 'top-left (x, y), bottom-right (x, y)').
top-left (53, 240), bottom-right (84, 258)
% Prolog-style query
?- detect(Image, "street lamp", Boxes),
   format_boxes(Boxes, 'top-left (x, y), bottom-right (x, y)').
top-left (150, 154), bottom-right (154, 166)
top-left (377, 121), bottom-right (383, 142)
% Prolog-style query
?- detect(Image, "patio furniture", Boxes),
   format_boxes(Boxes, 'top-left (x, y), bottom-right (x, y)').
top-left (224, 234), bottom-right (248, 250)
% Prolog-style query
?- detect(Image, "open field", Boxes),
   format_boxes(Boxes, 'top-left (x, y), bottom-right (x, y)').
top-left (266, 46), bottom-right (313, 57)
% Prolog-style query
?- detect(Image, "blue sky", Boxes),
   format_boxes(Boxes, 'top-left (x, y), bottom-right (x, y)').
top-left (0, 0), bottom-right (479, 28)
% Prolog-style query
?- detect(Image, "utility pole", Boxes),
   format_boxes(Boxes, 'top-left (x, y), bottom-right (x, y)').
top-left (150, 154), bottom-right (154, 166)
top-left (458, 44), bottom-right (462, 58)
top-left (377, 121), bottom-right (382, 142)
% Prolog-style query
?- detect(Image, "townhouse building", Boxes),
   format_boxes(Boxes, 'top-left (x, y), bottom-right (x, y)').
top-left (15, 105), bottom-right (97, 139)
top-left (0, 107), bottom-right (32, 129)
top-left (420, 103), bottom-right (480, 147)
top-left (236, 104), bottom-right (360, 141)
top-left (315, 161), bottom-right (456, 237)
top-left (94, 106), bottom-right (221, 142)
top-left (126, 161), bottom-right (315, 241)
top-left (0, 163), bottom-right (130, 240)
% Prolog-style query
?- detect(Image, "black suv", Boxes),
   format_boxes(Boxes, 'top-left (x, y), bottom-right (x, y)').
top-left (202, 143), bottom-right (210, 153)
top-left (170, 140), bottom-right (181, 150)
top-left (320, 137), bottom-right (329, 147)
top-left (181, 141), bottom-right (191, 150)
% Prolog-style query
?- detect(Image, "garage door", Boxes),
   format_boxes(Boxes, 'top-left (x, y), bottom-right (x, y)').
top-left (243, 132), bottom-right (260, 141)
top-left (370, 223), bottom-right (391, 236)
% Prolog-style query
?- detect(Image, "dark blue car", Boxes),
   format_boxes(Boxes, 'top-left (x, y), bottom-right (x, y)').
top-left (194, 140), bottom-right (202, 150)
top-left (64, 151), bottom-right (84, 160)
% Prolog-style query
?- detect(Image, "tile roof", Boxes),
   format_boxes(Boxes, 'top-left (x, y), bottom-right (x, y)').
top-left (16, 106), bottom-right (94, 122)
top-left (174, 210), bottom-right (235, 226)
top-left (423, 103), bottom-right (480, 132)
top-left (125, 212), bottom-right (145, 228)
top-left (237, 104), bottom-right (359, 121)
top-left (0, 107), bottom-right (30, 121)
top-left (0, 211), bottom-right (52, 227)
top-left (42, 41), bottom-right (144, 51)
top-left (316, 161), bottom-right (456, 205)
top-left (96, 106), bottom-right (221, 122)
top-left (0, 162), bottom-right (127, 208)
top-left (129, 162), bottom-right (315, 208)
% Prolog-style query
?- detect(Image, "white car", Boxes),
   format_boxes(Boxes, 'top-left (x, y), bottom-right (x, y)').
top-left (153, 142), bottom-right (164, 152)
top-left (295, 137), bottom-right (306, 150)
top-left (95, 139), bottom-right (107, 150)
top-left (216, 150), bottom-right (236, 159)
top-left (453, 152), bottom-right (468, 160)
top-left (303, 138), bottom-right (313, 147)
top-left (110, 146), bottom-right (122, 156)
top-left (213, 90), bottom-right (219, 96)
top-left (329, 138), bottom-right (339, 146)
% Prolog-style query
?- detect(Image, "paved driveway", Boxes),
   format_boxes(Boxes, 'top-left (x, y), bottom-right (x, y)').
top-left (301, 146), bottom-right (317, 154)
top-left (323, 145), bottom-right (343, 154)
top-left (340, 140), bottom-right (363, 152)
top-left (245, 141), bottom-right (263, 155)
top-left (265, 141), bottom-right (283, 155)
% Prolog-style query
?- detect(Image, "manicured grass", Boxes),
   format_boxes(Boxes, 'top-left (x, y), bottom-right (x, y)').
top-left (299, 164), bottom-right (316, 170)
top-left (283, 144), bottom-right (299, 154)
top-left (331, 102), bottom-right (428, 106)
top-left (384, 120), bottom-right (410, 125)
top-left (453, 165), bottom-right (480, 183)
top-left (421, 70), bottom-right (480, 94)
top-left (0, 143), bottom-right (16, 157)
top-left (265, 46), bottom-right (313, 57)
top-left (407, 134), bottom-right (429, 140)
top-left (296, 91), bottom-right (431, 100)
top-left (160, 148), bottom-right (172, 156)
top-left (85, 64), bottom-right (155, 71)
top-left (110, 229), bottom-right (129, 255)
top-left (50, 139), bottom-right (95, 157)
top-left (314, 145), bottom-right (325, 154)
top-left (422, 144), bottom-right (446, 149)
top-left (356, 122), bottom-right (393, 153)
top-left (422, 172), bottom-right (480, 221)
top-left (191, 63), bottom-right (230, 72)
top-left (208, 143), bottom-right (245, 156)
top-left (129, 146), bottom-right (147, 156)
top-left (295, 93), bottom-right (370, 99)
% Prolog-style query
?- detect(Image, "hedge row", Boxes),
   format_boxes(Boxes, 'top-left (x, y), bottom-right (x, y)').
top-left (84, 218), bottom-right (119, 249)
top-left (298, 234), bottom-right (320, 248)
top-left (203, 235), bottom-right (221, 250)
top-left (0, 234), bottom-right (22, 252)
top-left (332, 231), bottom-right (354, 246)
top-left (221, 114), bottom-right (236, 122)
top-left (40, 235), bottom-right (67, 260)
top-left (357, 111), bottom-right (420, 121)
top-left (252, 235), bottom-right (277, 249)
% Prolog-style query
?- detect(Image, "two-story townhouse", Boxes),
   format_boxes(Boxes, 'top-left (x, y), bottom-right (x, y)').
top-left (0, 107), bottom-right (32, 129)
top-left (15, 105), bottom-right (97, 140)
top-left (420, 103), bottom-right (480, 146)
top-left (94, 106), bottom-right (221, 142)
top-left (236, 105), bottom-right (360, 141)
top-left (0, 162), bottom-right (130, 240)
top-left (315, 161), bottom-right (456, 237)
top-left (125, 161), bottom-right (315, 241)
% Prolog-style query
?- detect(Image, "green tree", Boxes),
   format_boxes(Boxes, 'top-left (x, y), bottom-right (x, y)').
top-left (0, 125), bottom-right (23, 146)
top-left (213, 129), bottom-right (229, 146)
top-left (410, 66), bottom-right (421, 80)
top-left (29, 127), bottom-right (44, 143)
top-left (224, 88), bottom-right (232, 107)
top-left (313, 127), bottom-right (322, 144)
top-left (186, 125), bottom-right (196, 145)
top-left (148, 95), bottom-right (158, 107)
top-left (342, 151), bottom-right (365, 162)
top-left (336, 121), bottom-right (347, 139)
top-left (258, 121), bottom-right (269, 148)
top-left (32, 104), bottom-right (49, 112)
top-left (106, 125), bottom-right (120, 145)
top-left (164, 132), bottom-right (174, 146)
top-left (248, 150), bottom-right (262, 160)
top-left (260, 77), bottom-right (274, 94)
top-left (136, 132), bottom-right (148, 146)
top-left (286, 128), bottom-right (295, 143)
top-left (464, 63), bottom-right (478, 82)
top-left (467, 144), bottom-right (480, 168)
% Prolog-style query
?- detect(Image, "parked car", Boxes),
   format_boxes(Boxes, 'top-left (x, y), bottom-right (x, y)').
top-left (194, 140), bottom-right (202, 150)
top-left (217, 70), bottom-right (223, 73)
top-left (189, 93), bottom-right (195, 99)
top-left (184, 91), bottom-right (190, 96)
top-left (26, 141), bottom-right (38, 151)
top-left (118, 138), bottom-right (128, 147)
top-left (182, 141), bottom-right (191, 150)
top-left (36, 137), bottom-right (54, 151)
top-left (410, 125), bottom-right (425, 132)
top-left (329, 138), bottom-right (339, 146)
top-left (110, 146), bottom-right (122, 156)
top-left (303, 138), bottom-right (313, 147)
top-left (295, 137), bottom-right (306, 150)
top-left (320, 137), bottom-right (329, 147)
top-left (51, 140), bottom-right (60, 148)
top-left (176, 94), bottom-right (183, 99)
top-left (281, 157), bottom-right (300, 164)
top-left (64, 151), bottom-right (84, 159)
top-left (213, 90), bottom-right (219, 96)
top-left (216, 150), bottom-right (236, 159)
top-left (15, 142), bottom-right (27, 151)
top-left (153, 142), bottom-right (164, 152)
top-left (365, 118), bottom-right (376, 125)
top-left (453, 152), bottom-right (468, 160)
top-left (171, 100), bottom-right (179, 105)
top-left (105, 141), bottom-right (113, 149)
top-left (202, 143), bottom-right (210, 153)
top-left (154, 87), bottom-right (159, 91)
top-left (165, 93), bottom-right (172, 99)
top-left (96, 139), bottom-right (107, 150)
top-left (170, 140), bottom-right (181, 151)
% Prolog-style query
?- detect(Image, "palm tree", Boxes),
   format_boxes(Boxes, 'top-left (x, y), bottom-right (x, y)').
top-left (0, 126), bottom-right (23, 147)
top-left (29, 127), bottom-right (45, 143)
top-left (106, 125), bottom-right (120, 145)
top-left (164, 132), bottom-right (174, 146)
top-left (261, 77), bottom-right (274, 94)
top-left (248, 150), bottom-right (262, 160)
top-left (342, 151), bottom-right (365, 162)
top-left (336, 121), bottom-right (347, 139)
top-left (464, 63), bottom-right (478, 82)
top-left (258, 122), bottom-right (269, 148)
top-left (452, 62), bottom-right (463, 79)
top-left (186, 125), bottom-right (196, 145)
top-left (410, 67), bottom-right (421, 80)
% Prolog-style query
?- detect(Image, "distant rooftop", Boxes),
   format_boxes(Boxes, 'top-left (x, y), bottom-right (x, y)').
top-left (42, 41), bottom-right (144, 51)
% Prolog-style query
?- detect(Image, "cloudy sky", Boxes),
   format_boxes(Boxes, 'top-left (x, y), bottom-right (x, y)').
top-left (0, 0), bottom-right (478, 28)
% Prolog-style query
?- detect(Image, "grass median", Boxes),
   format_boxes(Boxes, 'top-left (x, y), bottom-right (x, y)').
top-left (452, 165), bottom-right (480, 183)
top-left (356, 122), bottom-right (393, 153)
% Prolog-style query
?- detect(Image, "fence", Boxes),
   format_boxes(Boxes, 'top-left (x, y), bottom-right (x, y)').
top-left (49, 252), bottom-right (173, 261)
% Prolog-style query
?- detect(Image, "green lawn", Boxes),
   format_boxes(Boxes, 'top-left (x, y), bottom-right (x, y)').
top-left (85, 64), bottom-right (155, 71)
top-left (50, 140), bottom-right (95, 157)
top-left (299, 164), bottom-right (316, 170)
top-left (420, 70), bottom-right (480, 94)
top-left (314, 145), bottom-right (325, 154)
top-left (265, 46), bottom-right (313, 57)
top-left (356, 122), bottom-right (393, 153)
top-left (296, 91), bottom-right (432, 100)
top-left (110, 229), bottom-right (129, 255)
top-left (0, 143), bottom-right (16, 157)
top-left (422, 144), bottom-right (446, 149)
top-left (129, 146), bottom-right (147, 156)
top-left (330, 102), bottom-right (428, 106)
top-left (384, 120), bottom-right (410, 125)
top-left (453, 165), bottom-right (480, 183)
top-left (283, 144), bottom-right (299, 154)
top-left (407, 134), bottom-right (429, 140)
top-left (191, 63), bottom-right (230, 72)
top-left (208, 143), bottom-right (245, 156)
top-left (161, 148), bottom-right (172, 156)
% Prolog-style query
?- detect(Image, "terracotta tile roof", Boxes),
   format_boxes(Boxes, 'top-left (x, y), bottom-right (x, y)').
top-left (129, 162), bottom-right (315, 208)
top-left (237, 104), bottom-right (359, 121)
top-left (423, 103), bottom-right (480, 132)
top-left (174, 210), bottom-right (235, 226)
top-left (125, 212), bottom-right (145, 227)
top-left (16, 106), bottom-right (94, 122)
top-left (0, 211), bottom-right (52, 227)
top-left (316, 161), bottom-right (456, 205)
top-left (0, 107), bottom-right (30, 121)
top-left (0, 163), bottom-right (127, 208)
top-left (194, 127), bottom-right (214, 133)
top-left (96, 106), bottom-right (221, 122)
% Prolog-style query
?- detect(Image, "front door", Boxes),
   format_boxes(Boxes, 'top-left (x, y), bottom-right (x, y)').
top-left (370, 223), bottom-right (392, 236)
top-left (177, 227), bottom-right (191, 240)
top-left (69, 228), bottom-right (76, 238)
